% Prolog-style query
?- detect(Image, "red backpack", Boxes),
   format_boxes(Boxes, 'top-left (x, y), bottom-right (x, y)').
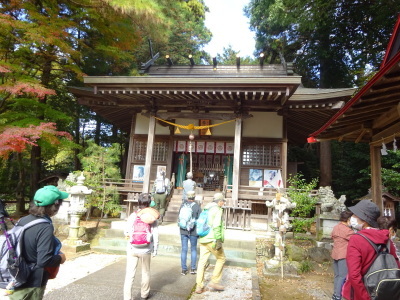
top-left (131, 214), bottom-right (152, 245)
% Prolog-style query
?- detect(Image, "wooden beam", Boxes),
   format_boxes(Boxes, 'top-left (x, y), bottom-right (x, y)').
top-left (371, 121), bottom-right (400, 143)
top-left (143, 115), bottom-right (156, 193)
top-left (373, 103), bottom-right (400, 129)
top-left (124, 113), bottom-right (137, 180)
top-left (142, 112), bottom-right (252, 120)
top-left (232, 118), bottom-right (242, 206)
top-left (370, 144), bottom-right (383, 214)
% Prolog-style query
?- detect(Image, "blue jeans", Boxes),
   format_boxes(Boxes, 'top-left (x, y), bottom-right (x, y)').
top-left (181, 234), bottom-right (198, 270)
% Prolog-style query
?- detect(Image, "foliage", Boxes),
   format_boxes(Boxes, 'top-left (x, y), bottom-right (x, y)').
top-left (245, 0), bottom-right (400, 88)
top-left (381, 150), bottom-right (400, 197)
top-left (298, 260), bottom-right (314, 274)
top-left (331, 141), bottom-right (371, 204)
top-left (215, 46), bottom-right (257, 65)
top-left (287, 174), bottom-right (318, 233)
top-left (0, 122), bottom-right (71, 158)
top-left (78, 141), bottom-right (122, 217)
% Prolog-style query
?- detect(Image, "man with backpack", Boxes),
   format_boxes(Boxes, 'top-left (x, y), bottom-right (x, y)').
top-left (178, 191), bottom-right (201, 275)
top-left (195, 192), bottom-right (226, 294)
top-left (342, 200), bottom-right (400, 300)
top-left (152, 171), bottom-right (170, 223)
top-left (9, 185), bottom-right (68, 300)
top-left (124, 193), bottom-right (159, 300)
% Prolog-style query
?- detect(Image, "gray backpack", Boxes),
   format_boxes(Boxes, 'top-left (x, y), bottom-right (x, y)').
top-left (356, 233), bottom-right (400, 300)
top-left (0, 218), bottom-right (50, 289)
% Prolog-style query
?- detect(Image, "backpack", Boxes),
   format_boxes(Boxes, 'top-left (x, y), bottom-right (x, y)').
top-left (178, 202), bottom-right (196, 231)
top-left (357, 233), bottom-right (400, 300)
top-left (155, 177), bottom-right (166, 194)
top-left (0, 218), bottom-right (50, 289)
top-left (196, 209), bottom-right (211, 237)
top-left (131, 214), bottom-right (152, 246)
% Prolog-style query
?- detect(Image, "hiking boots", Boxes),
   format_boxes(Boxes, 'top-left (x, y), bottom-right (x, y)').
top-left (181, 269), bottom-right (188, 275)
top-left (209, 282), bottom-right (225, 291)
top-left (190, 269), bottom-right (197, 274)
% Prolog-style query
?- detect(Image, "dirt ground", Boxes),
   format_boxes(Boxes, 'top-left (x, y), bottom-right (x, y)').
top-left (256, 238), bottom-right (334, 300)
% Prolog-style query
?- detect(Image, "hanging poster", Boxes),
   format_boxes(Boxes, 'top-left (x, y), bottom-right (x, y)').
top-left (264, 169), bottom-right (284, 188)
top-left (206, 141), bottom-right (215, 153)
top-left (157, 165), bottom-right (166, 175)
top-left (177, 141), bottom-right (187, 152)
top-left (196, 141), bottom-right (205, 153)
top-left (215, 142), bottom-right (225, 154)
top-left (206, 154), bottom-right (214, 165)
top-left (132, 165), bottom-right (145, 182)
top-left (226, 143), bottom-right (234, 154)
top-left (213, 155), bottom-right (221, 165)
top-left (249, 169), bottom-right (263, 187)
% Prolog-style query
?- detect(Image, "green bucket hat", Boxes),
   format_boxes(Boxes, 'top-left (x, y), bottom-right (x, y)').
top-left (34, 185), bottom-right (69, 207)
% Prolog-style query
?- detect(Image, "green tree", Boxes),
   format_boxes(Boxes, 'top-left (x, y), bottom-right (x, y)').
top-left (78, 141), bottom-right (122, 221)
top-left (287, 174), bottom-right (318, 234)
top-left (245, 0), bottom-right (400, 88)
top-left (381, 150), bottom-right (400, 197)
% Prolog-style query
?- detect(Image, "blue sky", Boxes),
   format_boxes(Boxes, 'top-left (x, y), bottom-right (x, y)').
top-left (202, 0), bottom-right (256, 58)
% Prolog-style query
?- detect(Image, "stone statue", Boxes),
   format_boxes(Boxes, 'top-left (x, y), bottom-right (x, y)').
top-left (266, 193), bottom-right (296, 260)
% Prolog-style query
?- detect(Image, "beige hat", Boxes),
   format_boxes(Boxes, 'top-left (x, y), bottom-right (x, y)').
top-left (213, 192), bottom-right (225, 202)
top-left (187, 191), bottom-right (196, 199)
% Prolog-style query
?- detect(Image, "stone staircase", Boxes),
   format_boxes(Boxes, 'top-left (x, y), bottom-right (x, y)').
top-left (91, 189), bottom-right (257, 267)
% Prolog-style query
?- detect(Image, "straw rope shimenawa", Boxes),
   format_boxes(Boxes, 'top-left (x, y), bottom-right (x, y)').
top-left (154, 117), bottom-right (236, 131)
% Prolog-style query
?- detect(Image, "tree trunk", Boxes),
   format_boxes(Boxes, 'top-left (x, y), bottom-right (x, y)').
top-left (319, 140), bottom-right (332, 187)
top-left (15, 153), bottom-right (26, 214)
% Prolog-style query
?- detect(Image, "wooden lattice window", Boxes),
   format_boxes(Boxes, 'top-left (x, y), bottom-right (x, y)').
top-left (242, 144), bottom-right (281, 167)
top-left (133, 140), bottom-right (168, 162)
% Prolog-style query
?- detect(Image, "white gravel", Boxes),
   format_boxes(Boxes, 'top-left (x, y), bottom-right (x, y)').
top-left (189, 264), bottom-right (253, 300)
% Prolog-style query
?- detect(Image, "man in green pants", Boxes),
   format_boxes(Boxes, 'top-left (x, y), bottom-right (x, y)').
top-left (152, 171), bottom-right (170, 223)
top-left (195, 192), bottom-right (226, 294)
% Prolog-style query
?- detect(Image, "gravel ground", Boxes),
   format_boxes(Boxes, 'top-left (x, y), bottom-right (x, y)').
top-left (189, 264), bottom-right (253, 300)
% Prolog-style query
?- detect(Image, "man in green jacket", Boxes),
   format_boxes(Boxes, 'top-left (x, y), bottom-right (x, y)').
top-left (195, 192), bottom-right (226, 294)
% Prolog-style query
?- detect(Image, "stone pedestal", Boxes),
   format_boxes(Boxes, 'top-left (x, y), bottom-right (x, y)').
top-left (62, 211), bottom-right (91, 253)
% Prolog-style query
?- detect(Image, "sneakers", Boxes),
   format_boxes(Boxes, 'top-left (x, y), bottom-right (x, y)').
top-left (181, 269), bottom-right (188, 275)
top-left (208, 282), bottom-right (225, 291)
top-left (195, 286), bottom-right (204, 294)
top-left (190, 269), bottom-right (197, 274)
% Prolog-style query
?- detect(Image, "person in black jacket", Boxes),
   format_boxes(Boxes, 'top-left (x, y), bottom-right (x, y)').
top-left (179, 191), bottom-right (201, 275)
top-left (10, 185), bottom-right (68, 300)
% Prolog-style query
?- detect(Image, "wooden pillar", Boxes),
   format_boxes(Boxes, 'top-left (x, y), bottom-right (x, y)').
top-left (166, 126), bottom-right (174, 179)
top-left (143, 115), bottom-right (156, 193)
top-left (319, 140), bottom-right (332, 186)
top-left (232, 118), bottom-right (242, 206)
top-left (124, 113), bottom-right (137, 181)
top-left (370, 144), bottom-right (383, 214)
top-left (281, 114), bottom-right (288, 186)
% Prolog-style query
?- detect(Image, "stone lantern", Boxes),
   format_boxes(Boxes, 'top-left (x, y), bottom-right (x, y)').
top-left (63, 172), bottom-right (93, 253)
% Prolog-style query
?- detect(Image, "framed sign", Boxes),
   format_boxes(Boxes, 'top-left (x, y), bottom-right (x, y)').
top-left (132, 165), bottom-right (145, 182)
top-left (249, 169), bottom-right (263, 187)
top-left (199, 119), bottom-right (211, 136)
top-left (157, 165), bottom-right (166, 175)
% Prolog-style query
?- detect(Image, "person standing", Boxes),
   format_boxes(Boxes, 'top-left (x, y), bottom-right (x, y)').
top-left (331, 210), bottom-right (354, 300)
top-left (179, 191), bottom-right (201, 275)
top-left (342, 200), bottom-right (400, 300)
top-left (10, 185), bottom-right (68, 300)
top-left (123, 193), bottom-right (159, 300)
top-left (182, 172), bottom-right (196, 202)
top-left (195, 192), bottom-right (226, 294)
top-left (152, 171), bottom-right (170, 222)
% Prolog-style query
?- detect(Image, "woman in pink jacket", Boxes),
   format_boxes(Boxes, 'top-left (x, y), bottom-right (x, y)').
top-left (331, 210), bottom-right (354, 300)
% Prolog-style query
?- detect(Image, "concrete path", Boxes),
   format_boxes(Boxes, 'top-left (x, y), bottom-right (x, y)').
top-left (44, 255), bottom-right (196, 300)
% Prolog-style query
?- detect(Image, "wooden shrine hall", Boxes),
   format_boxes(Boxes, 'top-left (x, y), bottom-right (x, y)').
top-left (69, 56), bottom-right (355, 206)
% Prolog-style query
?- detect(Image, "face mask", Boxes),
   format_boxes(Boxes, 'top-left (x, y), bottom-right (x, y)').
top-left (350, 216), bottom-right (363, 231)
